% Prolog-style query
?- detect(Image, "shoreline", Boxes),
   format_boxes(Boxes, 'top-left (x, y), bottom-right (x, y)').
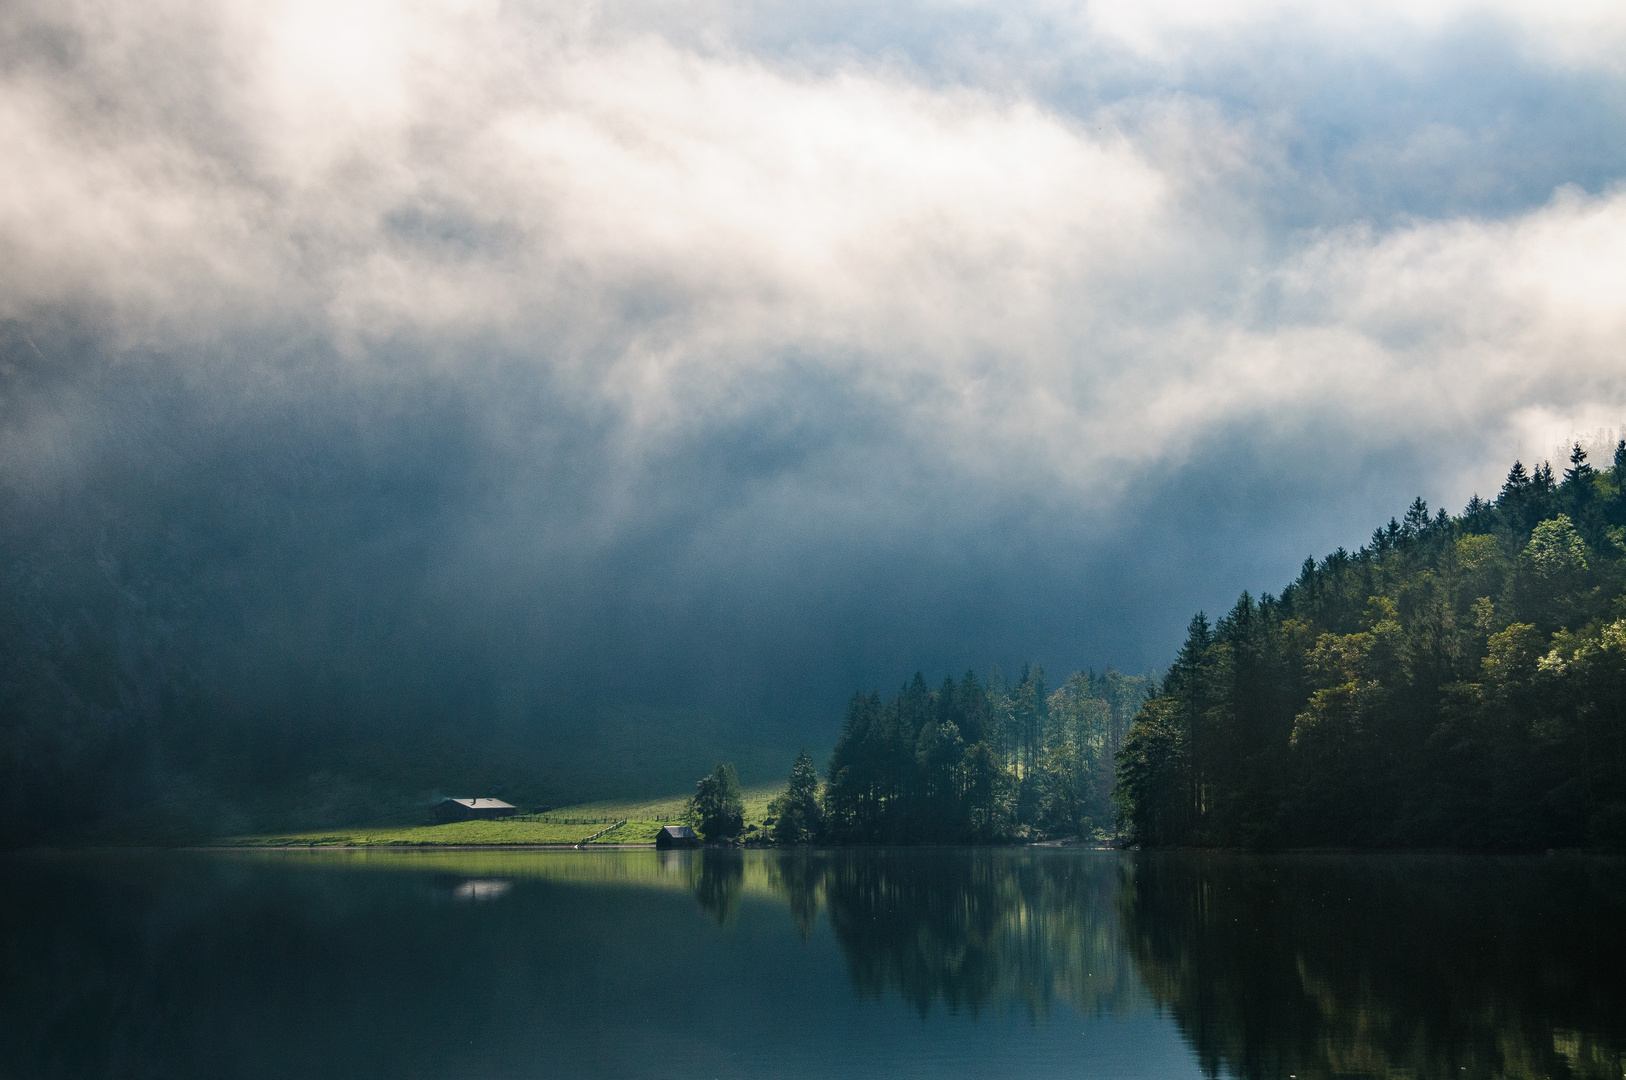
top-left (190, 843), bottom-right (661, 851)
top-left (7, 842), bottom-right (1620, 855)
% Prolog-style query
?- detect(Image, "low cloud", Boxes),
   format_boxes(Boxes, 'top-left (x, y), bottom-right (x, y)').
top-left (1, 0), bottom-right (1624, 767)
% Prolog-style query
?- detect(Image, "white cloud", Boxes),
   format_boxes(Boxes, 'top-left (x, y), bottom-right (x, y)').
top-left (2, 0), bottom-right (1624, 523)
top-left (1076, 0), bottom-right (1626, 72)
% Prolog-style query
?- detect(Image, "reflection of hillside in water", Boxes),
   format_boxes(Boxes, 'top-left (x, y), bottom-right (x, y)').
top-left (1120, 854), bottom-right (1626, 1080)
top-left (680, 849), bottom-right (746, 925)
top-left (663, 849), bottom-right (1626, 1075)
top-left (214, 846), bottom-right (1626, 1076)
top-left (817, 850), bottom-right (1142, 1019)
top-left (681, 849), bottom-right (1147, 1019)
top-left (5, 848), bottom-right (1624, 1079)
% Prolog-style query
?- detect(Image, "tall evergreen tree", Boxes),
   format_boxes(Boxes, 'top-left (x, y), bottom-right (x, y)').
top-left (691, 762), bottom-right (745, 840)
top-left (769, 749), bottom-right (823, 843)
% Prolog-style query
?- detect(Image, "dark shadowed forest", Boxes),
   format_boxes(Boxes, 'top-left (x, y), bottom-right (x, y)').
top-left (1115, 445), bottom-right (1626, 849)
top-left (806, 667), bottom-right (1151, 844)
top-left (8, 403), bottom-right (1623, 850)
top-left (740, 444), bottom-right (1626, 850)
top-left (684, 667), bottom-right (1153, 845)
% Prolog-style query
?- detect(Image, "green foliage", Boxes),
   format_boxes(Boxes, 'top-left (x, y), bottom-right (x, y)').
top-left (818, 667), bottom-right (1150, 843)
top-left (1525, 514), bottom-right (1589, 579)
top-left (768, 749), bottom-right (824, 842)
top-left (1111, 697), bottom-right (1188, 845)
top-left (1115, 452), bottom-right (1626, 849)
top-left (691, 762), bottom-right (745, 840)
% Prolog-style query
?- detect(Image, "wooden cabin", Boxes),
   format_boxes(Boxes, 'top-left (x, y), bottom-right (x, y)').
top-left (655, 824), bottom-right (700, 848)
top-left (430, 797), bottom-right (517, 823)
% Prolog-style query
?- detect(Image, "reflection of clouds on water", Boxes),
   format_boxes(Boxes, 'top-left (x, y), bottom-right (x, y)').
top-left (452, 879), bottom-right (513, 902)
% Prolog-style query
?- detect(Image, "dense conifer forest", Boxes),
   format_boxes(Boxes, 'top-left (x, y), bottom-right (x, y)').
top-left (1114, 444), bottom-right (1626, 849)
top-left (760, 443), bottom-right (1626, 849)
top-left (751, 667), bottom-right (1151, 844)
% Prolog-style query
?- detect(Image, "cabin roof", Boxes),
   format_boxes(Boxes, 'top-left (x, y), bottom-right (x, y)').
top-left (435, 797), bottom-right (515, 809)
top-left (658, 825), bottom-right (697, 838)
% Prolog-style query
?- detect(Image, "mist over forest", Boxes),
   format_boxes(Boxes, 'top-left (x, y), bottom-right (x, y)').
top-left (3, 0), bottom-right (1626, 844)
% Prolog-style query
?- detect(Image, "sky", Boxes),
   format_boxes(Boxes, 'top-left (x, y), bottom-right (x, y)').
top-left (2, 0), bottom-right (1625, 780)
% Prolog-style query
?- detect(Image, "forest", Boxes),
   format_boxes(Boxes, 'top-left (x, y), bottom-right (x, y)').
top-left (744, 442), bottom-right (1626, 849)
top-left (740, 667), bottom-right (1151, 844)
top-left (1114, 444), bottom-right (1626, 848)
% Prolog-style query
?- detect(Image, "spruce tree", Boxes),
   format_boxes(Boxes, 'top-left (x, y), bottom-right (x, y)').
top-left (770, 749), bottom-right (823, 843)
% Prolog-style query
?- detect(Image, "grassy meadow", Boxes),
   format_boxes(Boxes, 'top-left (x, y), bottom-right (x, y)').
top-left (217, 785), bottom-right (782, 847)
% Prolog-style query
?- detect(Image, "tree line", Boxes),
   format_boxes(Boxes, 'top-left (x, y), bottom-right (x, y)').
top-left (1115, 443), bottom-right (1626, 848)
top-left (724, 441), bottom-right (1626, 849)
top-left (693, 666), bottom-right (1152, 843)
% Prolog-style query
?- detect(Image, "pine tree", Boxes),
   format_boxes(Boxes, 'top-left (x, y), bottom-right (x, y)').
top-left (1402, 497), bottom-right (1430, 539)
top-left (1502, 460), bottom-right (1530, 497)
top-left (1564, 443), bottom-right (1595, 487)
top-left (770, 749), bottom-right (823, 843)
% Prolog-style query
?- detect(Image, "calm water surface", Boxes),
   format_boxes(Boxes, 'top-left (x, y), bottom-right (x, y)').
top-left (2, 848), bottom-right (1623, 1079)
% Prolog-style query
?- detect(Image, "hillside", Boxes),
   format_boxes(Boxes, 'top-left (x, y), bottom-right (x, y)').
top-left (215, 786), bottom-right (782, 847)
top-left (1115, 444), bottom-right (1626, 849)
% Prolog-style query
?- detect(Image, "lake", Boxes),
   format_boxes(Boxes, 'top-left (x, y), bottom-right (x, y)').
top-left (2, 848), bottom-right (1623, 1079)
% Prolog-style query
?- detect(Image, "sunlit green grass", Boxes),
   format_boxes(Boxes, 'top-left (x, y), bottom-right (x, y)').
top-left (571, 786), bottom-right (779, 844)
top-left (528, 785), bottom-right (779, 825)
top-left (219, 784), bottom-right (785, 846)
top-left (219, 819), bottom-right (605, 847)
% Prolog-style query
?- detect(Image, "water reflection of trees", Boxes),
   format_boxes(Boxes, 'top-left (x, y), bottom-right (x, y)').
top-left (1119, 854), bottom-right (1626, 1080)
top-left (734, 849), bottom-right (1144, 1019)
top-left (693, 849), bottom-right (1626, 1077)
top-left (8, 848), bottom-right (1622, 1080)
top-left (764, 850), bottom-right (823, 939)
top-left (688, 849), bottom-right (744, 926)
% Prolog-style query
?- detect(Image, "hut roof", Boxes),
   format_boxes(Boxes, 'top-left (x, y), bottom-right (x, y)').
top-left (658, 825), bottom-right (697, 839)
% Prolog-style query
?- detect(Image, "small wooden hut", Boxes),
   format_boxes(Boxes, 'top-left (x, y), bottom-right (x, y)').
top-left (655, 824), bottom-right (700, 849)
top-left (430, 797), bottom-right (517, 823)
